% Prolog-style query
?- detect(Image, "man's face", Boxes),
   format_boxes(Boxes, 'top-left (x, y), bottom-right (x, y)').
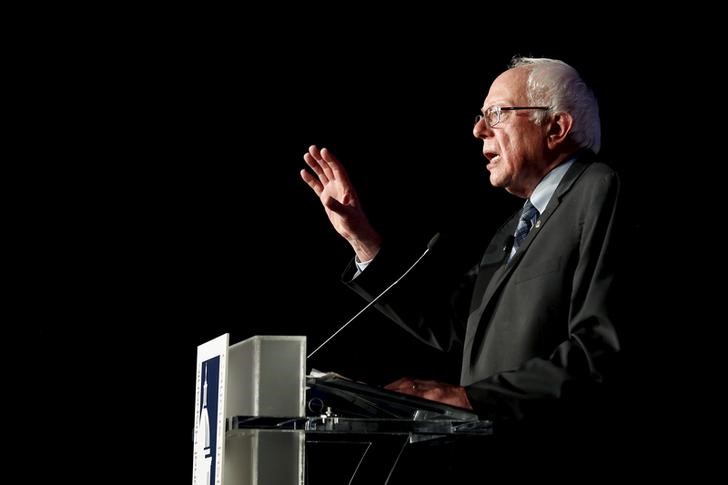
top-left (473, 68), bottom-right (549, 198)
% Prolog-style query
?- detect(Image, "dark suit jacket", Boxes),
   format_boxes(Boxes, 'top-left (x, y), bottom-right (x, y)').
top-left (344, 153), bottom-right (623, 427)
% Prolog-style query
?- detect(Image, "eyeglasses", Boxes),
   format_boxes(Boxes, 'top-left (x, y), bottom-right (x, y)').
top-left (474, 106), bottom-right (550, 128)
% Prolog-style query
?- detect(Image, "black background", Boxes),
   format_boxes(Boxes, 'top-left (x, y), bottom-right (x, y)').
top-left (18, 16), bottom-right (693, 482)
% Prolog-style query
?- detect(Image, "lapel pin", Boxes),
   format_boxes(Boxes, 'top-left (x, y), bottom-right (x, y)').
top-left (535, 220), bottom-right (541, 229)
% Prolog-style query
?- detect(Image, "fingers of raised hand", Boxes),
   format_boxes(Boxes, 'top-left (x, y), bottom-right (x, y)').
top-left (306, 145), bottom-right (333, 180)
top-left (312, 147), bottom-right (335, 181)
top-left (303, 152), bottom-right (329, 184)
top-left (300, 169), bottom-right (323, 195)
top-left (320, 147), bottom-right (350, 185)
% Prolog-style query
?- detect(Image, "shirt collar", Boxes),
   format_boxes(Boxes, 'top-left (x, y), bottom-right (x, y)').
top-left (528, 158), bottom-right (575, 214)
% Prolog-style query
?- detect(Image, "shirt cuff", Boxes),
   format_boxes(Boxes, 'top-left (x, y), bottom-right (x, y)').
top-left (354, 256), bottom-right (374, 274)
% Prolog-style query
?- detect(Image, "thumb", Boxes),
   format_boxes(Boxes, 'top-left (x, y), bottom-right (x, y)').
top-left (323, 196), bottom-right (349, 215)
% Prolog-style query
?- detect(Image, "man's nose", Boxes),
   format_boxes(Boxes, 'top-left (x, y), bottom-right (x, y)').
top-left (473, 117), bottom-right (491, 139)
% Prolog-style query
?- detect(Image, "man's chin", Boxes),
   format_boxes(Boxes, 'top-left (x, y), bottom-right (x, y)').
top-left (489, 173), bottom-right (506, 188)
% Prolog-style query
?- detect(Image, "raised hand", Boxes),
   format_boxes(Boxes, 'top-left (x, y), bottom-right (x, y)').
top-left (301, 145), bottom-right (382, 261)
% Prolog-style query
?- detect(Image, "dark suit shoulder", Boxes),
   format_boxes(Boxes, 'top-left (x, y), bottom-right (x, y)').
top-left (565, 157), bottom-right (620, 195)
top-left (582, 160), bottom-right (618, 179)
top-left (570, 151), bottom-right (619, 179)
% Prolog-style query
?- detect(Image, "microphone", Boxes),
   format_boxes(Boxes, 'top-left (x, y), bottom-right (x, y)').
top-left (502, 235), bottom-right (514, 263)
top-left (307, 232), bottom-right (441, 359)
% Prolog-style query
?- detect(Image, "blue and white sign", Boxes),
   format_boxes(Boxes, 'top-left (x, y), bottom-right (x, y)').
top-left (193, 334), bottom-right (228, 485)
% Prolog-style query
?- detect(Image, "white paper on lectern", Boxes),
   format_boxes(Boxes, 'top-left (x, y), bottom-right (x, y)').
top-left (192, 334), bottom-right (229, 485)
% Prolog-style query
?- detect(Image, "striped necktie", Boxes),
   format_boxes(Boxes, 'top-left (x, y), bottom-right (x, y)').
top-left (511, 199), bottom-right (539, 257)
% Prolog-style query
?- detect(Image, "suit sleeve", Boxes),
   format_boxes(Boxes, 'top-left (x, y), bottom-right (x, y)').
top-left (343, 233), bottom-right (482, 353)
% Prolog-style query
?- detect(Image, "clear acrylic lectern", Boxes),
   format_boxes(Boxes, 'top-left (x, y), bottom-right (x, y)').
top-left (192, 334), bottom-right (491, 485)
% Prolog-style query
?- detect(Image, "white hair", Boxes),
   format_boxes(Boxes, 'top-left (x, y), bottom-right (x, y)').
top-left (510, 57), bottom-right (601, 154)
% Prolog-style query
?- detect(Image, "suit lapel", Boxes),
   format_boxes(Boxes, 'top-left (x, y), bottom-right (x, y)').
top-left (463, 158), bottom-right (592, 367)
top-left (486, 159), bottom-right (589, 298)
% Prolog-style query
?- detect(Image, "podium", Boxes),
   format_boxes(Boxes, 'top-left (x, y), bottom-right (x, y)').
top-left (192, 334), bottom-right (492, 485)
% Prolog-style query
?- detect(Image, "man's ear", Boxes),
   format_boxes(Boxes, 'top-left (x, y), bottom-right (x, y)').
top-left (546, 112), bottom-right (573, 150)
